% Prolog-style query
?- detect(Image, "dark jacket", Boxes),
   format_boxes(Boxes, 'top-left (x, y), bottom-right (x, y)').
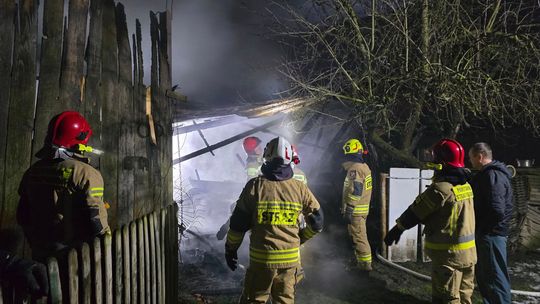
top-left (470, 161), bottom-right (513, 236)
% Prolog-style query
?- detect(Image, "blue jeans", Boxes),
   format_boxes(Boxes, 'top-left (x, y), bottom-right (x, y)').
top-left (475, 234), bottom-right (511, 304)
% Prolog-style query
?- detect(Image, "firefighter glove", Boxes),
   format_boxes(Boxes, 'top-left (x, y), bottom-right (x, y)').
top-left (384, 225), bottom-right (404, 246)
top-left (216, 222), bottom-right (228, 240)
top-left (343, 205), bottom-right (354, 224)
top-left (4, 256), bottom-right (49, 297)
top-left (225, 250), bottom-right (238, 271)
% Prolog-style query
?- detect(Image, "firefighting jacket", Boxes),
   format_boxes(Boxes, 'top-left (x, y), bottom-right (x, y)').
top-left (342, 161), bottom-right (373, 216)
top-left (292, 167), bottom-right (307, 185)
top-left (225, 175), bottom-right (322, 269)
top-left (17, 156), bottom-right (110, 257)
top-left (397, 177), bottom-right (477, 268)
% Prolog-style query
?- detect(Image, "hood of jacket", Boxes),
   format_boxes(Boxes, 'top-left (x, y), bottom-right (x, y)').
top-left (481, 160), bottom-right (512, 179)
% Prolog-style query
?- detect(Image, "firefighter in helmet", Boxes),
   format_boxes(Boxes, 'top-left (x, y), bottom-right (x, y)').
top-left (216, 136), bottom-right (265, 240)
top-left (385, 139), bottom-right (476, 303)
top-left (17, 111), bottom-right (110, 262)
top-left (243, 136), bottom-right (263, 180)
top-left (225, 136), bottom-right (323, 304)
top-left (341, 138), bottom-right (373, 272)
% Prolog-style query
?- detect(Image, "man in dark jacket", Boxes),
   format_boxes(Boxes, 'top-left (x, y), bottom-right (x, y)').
top-left (469, 142), bottom-right (513, 304)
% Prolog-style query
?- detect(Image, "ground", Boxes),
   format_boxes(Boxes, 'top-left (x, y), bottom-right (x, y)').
top-left (177, 224), bottom-right (540, 304)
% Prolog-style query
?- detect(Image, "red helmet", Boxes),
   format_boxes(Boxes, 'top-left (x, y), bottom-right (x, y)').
top-left (432, 138), bottom-right (465, 168)
top-left (292, 145), bottom-right (300, 165)
top-left (47, 111), bottom-right (92, 149)
top-left (243, 136), bottom-right (261, 155)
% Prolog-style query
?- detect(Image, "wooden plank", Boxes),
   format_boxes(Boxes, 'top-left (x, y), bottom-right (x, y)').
top-left (103, 232), bottom-right (113, 304)
top-left (79, 243), bottom-right (91, 304)
top-left (143, 215), bottom-right (151, 304)
top-left (137, 219), bottom-right (145, 304)
top-left (159, 209), bottom-right (166, 301)
top-left (67, 248), bottom-right (79, 304)
top-left (84, 0), bottom-right (103, 147)
top-left (92, 237), bottom-right (102, 304)
top-left (148, 213), bottom-right (157, 304)
top-left (1, 0), bottom-right (37, 228)
top-left (166, 206), bottom-right (172, 304)
top-left (47, 257), bottom-right (63, 304)
top-left (149, 12), bottom-right (162, 213)
top-left (158, 12), bottom-right (173, 210)
top-left (100, 0), bottom-right (119, 228)
top-left (113, 229), bottom-right (123, 304)
top-left (129, 222), bottom-right (138, 304)
top-left (31, 0), bottom-right (64, 162)
top-left (122, 225), bottom-right (131, 303)
top-left (133, 19), bottom-right (152, 218)
top-left (115, 2), bottom-right (135, 226)
top-left (0, 0), bottom-right (15, 222)
top-left (59, 0), bottom-right (89, 108)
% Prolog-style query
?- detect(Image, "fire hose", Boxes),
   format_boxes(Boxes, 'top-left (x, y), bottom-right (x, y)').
top-left (375, 252), bottom-right (540, 298)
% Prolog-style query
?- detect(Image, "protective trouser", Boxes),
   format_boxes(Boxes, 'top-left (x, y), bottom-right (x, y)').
top-left (432, 263), bottom-right (475, 304)
top-left (475, 234), bottom-right (511, 304)
top-left (347, 215), bottom-right (372, 270)
top-left (239, 266), bottom-right (299, 304)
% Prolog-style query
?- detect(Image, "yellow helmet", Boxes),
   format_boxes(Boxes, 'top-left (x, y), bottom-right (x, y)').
top-left (343, 139), bottom-right (364, 154)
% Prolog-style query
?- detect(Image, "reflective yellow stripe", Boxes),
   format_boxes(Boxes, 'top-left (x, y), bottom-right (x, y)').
top-left (302, 226), bottom-right (317, 239)
top-left (365, 175), bottom-right (372, 190)
top-left (91, 193), bottom-right (104, 198)
top-left (348, 194), bottom-right (361, 201)
top-left (357, 254), bottom-right (372, 262)
top-left (258, 201), bottom-right (302, 209)
top-left (451, 183), bottom-right (473, 201)
top-left (293, 174), bottom-right (307, 184)
top-left (90, 187), bottom-right (104, 191)
top-left (353, 204), bottom-right (369, 214)
top-left (425, 239), bottom-right (476, 251)
top-left (249, 247), bottom-right (300, 264)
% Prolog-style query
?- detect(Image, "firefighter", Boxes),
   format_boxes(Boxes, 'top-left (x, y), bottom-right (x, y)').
top-left (17, 111), bottom-right (110, 262)
top-left (341, 138), bottom-right (373, 271)
top-left (243, 136), bottom-right (264, 179)
top-left (225, 137), bottom-right (323, 304)
top-left (217, 136), bottom-right (265, 240)
top-left (385, 139), bottom-right (476, 304)
top-left (291, 145), bottom-right (307, 185)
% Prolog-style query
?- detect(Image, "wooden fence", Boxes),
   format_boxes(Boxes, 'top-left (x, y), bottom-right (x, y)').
top-left (0, 204), bottom-right (179, 304)
top-left (0, 0), bottom-right (176, 233)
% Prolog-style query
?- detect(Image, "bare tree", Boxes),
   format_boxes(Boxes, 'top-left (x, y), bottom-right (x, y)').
top-left (271, 0), bottom-right (540, 167)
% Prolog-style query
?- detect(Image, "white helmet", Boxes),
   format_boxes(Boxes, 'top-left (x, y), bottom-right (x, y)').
top-left (263, 137), bottom-right (293, 165)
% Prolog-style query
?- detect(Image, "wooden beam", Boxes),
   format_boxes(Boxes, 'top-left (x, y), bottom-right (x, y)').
top-left (173, 117), bottom-right (283, 165)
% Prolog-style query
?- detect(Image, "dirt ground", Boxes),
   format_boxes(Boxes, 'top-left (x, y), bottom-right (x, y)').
top-left (177, 224), bottom-right (540, 304)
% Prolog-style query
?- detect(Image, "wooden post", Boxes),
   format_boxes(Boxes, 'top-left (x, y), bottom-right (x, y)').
top-left (160, 209), bottom-right (167, 301)
top-left (380, 173), bottom-right (389, 258)
top-left (79, 243), bottom-right (91, 304)
top-left (67, 248), bottom-right (79, 304)
top-left (143, 216), bottom-right (151, 304)
top-left (31, 0), bottom-right (64, 161)
top-left (92, 237), bottom-right (102, 304)
top-left (129, 222), bottom-right (138, 304)
top-left (122, 225), bottom-right (131, 303)
top-left (148, 213), bottom-right (157, 304)
top-left (47, 257), bottom-right (62, 303)
top-left (137, 219), bottom-right (146, 303)
top-left (103, 233), bottom-right (113, 304)
top-left (113, 229), bottom-right (123, 304)
top-left (2, 0), bottom-right (38, 228)
top-left (149, 12), bottom-right (162, 213)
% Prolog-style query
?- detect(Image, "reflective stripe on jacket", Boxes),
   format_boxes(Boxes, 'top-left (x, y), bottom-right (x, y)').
top-left (342, 161), bottom-right (372, 216)
top-left (226, 176), bottom-right (321, 269)
top-left (399, 181), bottom-right (477, 268)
